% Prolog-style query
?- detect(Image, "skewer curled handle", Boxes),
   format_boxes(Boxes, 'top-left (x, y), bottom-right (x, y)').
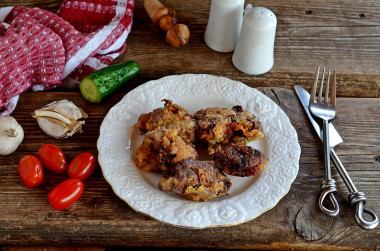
top-left (349, 192), bottom-right (379, 230)
top-left (319, 179), bottom-right (340, 217)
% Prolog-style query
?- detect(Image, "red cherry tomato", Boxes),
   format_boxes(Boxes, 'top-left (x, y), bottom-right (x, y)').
top-left (48, 178), bottom-right (84, 210)
top-left (67, 152), bottom-right (97, 180)
top-left (38, 144), bottom-right (67, 174)
top-left (18, 155), bottom-right (44, 187)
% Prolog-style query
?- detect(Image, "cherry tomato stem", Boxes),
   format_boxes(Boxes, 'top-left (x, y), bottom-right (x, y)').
top-left (48, 178), bottom-right (84, 210)
top-left (18, 155), bottom-right (44, 187)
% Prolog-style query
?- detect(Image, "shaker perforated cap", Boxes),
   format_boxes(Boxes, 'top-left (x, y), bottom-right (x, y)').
top-left (232, 6), bottom-right (277, 75)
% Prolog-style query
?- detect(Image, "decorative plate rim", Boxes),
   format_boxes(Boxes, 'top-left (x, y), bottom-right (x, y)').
top-left (97, 74), bottom-right (301, 229)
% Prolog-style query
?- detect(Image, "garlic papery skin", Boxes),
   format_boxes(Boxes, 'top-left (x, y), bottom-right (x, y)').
top-left (32, 100), bottom-right (88, 139)
top-left (34, 110), bottom-right (72, 125)
top-left (0, 116), bottom-right (24, 155)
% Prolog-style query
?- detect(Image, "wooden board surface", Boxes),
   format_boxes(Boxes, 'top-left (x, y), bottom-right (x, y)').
top-left (0, 0), bottom-right (379, 249)
top-left (0, 0), bottom-right (379, 98)
top-left (0, 89), bottom-right (379, 250)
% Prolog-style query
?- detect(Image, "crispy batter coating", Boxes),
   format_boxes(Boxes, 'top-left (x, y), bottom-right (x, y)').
top-left (134, 102), bottom-right (268, 201)
top-left (133, 128), bottom-right (198, 173)
top-left (228, 135), bottom-right (250, 146)
top-left (231, 106), bottom-right (264, 141)
top-left (149, 128), bottom-right (198, 165)
top-left (136, 99), bottom-right (196, 142)
top-left (193, 106), bottom-right (264, 145)
top-left (193, 107), bottom-right (236, 145)
top-left (158, 159), bottom-right (232, 201)
top-left (133, 136), bottom-right (162, 173)
top-left (208, 143), bottom-right (268, 177)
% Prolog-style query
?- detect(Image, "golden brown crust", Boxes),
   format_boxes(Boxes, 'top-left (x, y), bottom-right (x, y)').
top-left (148, 128), bottom-right (198, 165)
top-left (133, 136), bottom-right (162, 173)
top-left (231, 106), bottom-right (264, 141)
top-left (193, 107), bottom-right (236, 145)
top-left (158, 159), bottom-right (232, 201)
top-left (134, 102), bottom-right (269, 201)
top-left (193, 106), bottom-right (264, 146)
top-left (136, 99), bottom-right (196, 142)
top-left (133, 128), bottom-right (198, 173)
top-left (208, 143), bottom-right (268, 177)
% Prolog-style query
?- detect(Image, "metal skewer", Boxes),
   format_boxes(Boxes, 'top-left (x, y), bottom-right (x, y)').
top-left (330, 150), bottom-right (379, 230)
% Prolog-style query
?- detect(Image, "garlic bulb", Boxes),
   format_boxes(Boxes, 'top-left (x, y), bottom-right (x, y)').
top-left (0, 116), bottom-right (24, 155)
top-left (32, 100), bottom-right (88, 139)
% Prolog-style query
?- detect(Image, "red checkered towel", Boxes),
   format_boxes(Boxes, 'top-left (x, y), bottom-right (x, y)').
top-left (0, 0), bottom-right (134, 115)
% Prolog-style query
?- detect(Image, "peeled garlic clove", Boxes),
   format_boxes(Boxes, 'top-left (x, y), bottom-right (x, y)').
top-left (0, 116), bottom-right (24, 155)
top-left (32, 100), bottom-right (88, 139)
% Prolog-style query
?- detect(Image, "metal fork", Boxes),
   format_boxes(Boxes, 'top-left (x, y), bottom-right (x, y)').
top-left (309, 66), bottom-right (340, 217)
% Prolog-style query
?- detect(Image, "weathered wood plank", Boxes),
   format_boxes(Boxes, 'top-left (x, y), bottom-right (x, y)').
top-left (0, 90), bottom-right (378, 249)
top-left (0, 0), bottom-right (379, 97)
top-left (0, 0), bottom-right (379, 249)
top-left (5, 247), bottom-right (105, 251)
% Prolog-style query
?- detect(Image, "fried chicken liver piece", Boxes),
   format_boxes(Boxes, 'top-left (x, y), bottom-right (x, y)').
top-left (133, 134), bottom-right (161, 173)
top-left (136, 99), bottom-right (196, 142)
top-left (208, 143), bottom-right (268, 177)
top-left (159, 159), bottom-right (232, 201)
top-left (231, 105), bottom-right (264, 142)
top-left (193, 107), bottom-right (236, 145)
top-left (133, 128), bottom-right (198, 173)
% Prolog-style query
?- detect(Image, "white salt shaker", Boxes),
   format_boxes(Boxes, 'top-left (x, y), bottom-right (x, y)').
top-left (232, 6), bottom-right (277, 75)
top-left (204, 0), bottom-right (244, 53)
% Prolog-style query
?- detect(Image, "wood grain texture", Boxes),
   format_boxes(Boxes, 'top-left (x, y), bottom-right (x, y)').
top-left (0, 90), bottom-right (379, 250)
top-left (0, 0), bottom-right (379, 249)
top-left (5, 247), bottom-right (105, 251)
top-left (0, 0), bottom-right (379, 97)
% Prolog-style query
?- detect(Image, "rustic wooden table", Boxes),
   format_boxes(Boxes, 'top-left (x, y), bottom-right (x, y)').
top-left (0, 0), bottom-right (379, 250)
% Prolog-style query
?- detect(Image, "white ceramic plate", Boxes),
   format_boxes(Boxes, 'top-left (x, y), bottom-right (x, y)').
top-left (97, 74), bottom-right (301, 228)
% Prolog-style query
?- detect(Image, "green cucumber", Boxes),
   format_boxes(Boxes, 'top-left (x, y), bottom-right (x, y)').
top-left (79, 61), bottom-right (141, 103)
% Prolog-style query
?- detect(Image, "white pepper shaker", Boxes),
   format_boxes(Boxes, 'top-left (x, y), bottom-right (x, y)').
top-left (204, 0), bottom-right (244, 53)
top-left (232, 6), bottom-right (277, 75)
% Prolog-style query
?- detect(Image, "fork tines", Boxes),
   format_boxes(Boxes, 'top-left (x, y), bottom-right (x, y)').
top-left (310, 66), bottom-right (336, 106)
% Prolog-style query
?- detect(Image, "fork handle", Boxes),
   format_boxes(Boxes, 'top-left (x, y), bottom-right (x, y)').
top-left (319, 179), bottom-right (340, 217)
top-left (320, 120), bottom-right (340, 216)
top-left (323, 120), bottom-right (332, 179)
